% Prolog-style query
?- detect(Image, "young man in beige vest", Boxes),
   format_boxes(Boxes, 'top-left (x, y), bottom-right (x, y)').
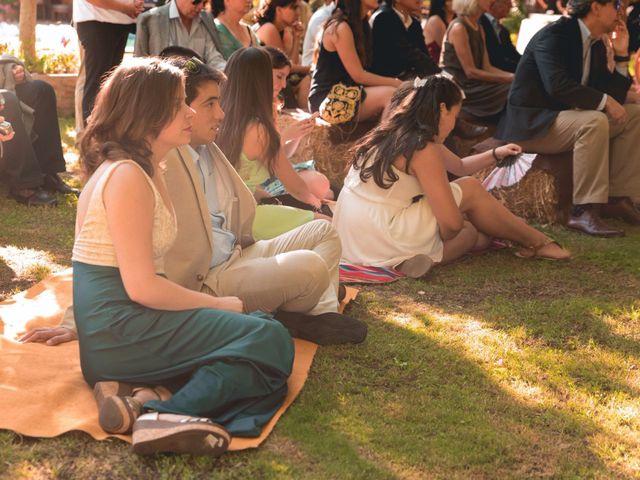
top-left (21, 52), bottom-right (365, 347)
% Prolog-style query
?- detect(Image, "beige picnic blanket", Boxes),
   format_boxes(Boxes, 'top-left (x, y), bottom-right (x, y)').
top-left (0, 268), bottom-right (358, 450)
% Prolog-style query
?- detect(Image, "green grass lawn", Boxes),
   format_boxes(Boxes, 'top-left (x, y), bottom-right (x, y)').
top-left (1, 119), bottom-right (639, 479)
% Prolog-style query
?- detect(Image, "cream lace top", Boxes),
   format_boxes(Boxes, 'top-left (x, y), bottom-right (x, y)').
top-left (72, 160), bottom-right (177, 273)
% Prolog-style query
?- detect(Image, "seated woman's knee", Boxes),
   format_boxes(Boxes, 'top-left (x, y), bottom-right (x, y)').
top-left (455, 175), bottom-right (484, 198)
top-left (300, 170), bottom-right (330, 198)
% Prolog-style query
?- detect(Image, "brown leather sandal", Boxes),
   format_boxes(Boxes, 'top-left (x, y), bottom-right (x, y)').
top-left (515, 237), bottom-right (570, 261)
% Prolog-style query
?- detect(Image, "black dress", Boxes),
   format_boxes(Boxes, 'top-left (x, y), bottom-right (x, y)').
top-left (441, 18), bottom-right (510, 117)
top-left (308, 30), bottom-right (365, 113)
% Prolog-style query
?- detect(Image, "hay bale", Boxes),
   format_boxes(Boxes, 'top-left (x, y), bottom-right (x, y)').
top-left (473, 166), bottom-right (563, 224)
top-left (276, 110), bottom-right (361, 187)
top-left (472, 138), bottom-right (573, 225)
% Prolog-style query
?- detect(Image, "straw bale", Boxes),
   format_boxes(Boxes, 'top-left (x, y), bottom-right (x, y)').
top-left (470, 138), bottom-right (573, 225)
top-left (473, 166), bottom-right (562, 225)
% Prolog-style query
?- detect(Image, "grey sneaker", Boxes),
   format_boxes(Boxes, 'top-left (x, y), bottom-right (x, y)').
top-left (132, 412), bottom-right (231, 456)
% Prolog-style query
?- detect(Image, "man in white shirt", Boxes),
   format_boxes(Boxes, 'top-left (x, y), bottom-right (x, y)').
top-left (301, 0), bottom-right (334, 66)
top-left (134, 0), bottom-right (226, 70)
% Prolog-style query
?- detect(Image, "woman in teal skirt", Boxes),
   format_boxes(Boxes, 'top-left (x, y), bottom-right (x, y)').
top-left (73, 57), bottom-right (294, 456)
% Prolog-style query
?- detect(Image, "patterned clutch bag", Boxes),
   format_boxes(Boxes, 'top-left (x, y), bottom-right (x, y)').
top-left (318, 83), bottom-right (362, 125)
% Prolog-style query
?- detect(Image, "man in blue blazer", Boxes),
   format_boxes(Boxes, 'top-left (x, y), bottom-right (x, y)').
top-left (496, 0), bottom-right (640, 236)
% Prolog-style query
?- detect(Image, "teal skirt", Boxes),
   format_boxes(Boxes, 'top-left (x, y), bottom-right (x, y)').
top-left (72, 261), bottom-right (294, 437)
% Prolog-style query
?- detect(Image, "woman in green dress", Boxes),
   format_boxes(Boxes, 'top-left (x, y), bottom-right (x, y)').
top-left (218, 47), bottom-right (331, 240)
top-left (212, 0), bottom-right (260, 59)
top-left (73, 57), bottom-right (294, 456)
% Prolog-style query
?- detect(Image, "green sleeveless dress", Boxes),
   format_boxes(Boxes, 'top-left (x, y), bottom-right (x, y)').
top-left (238, 153), bottom-right (314, 240)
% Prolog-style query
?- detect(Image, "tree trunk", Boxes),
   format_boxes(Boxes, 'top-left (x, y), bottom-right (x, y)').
top-left (19, 0), bottom-right (37, 64)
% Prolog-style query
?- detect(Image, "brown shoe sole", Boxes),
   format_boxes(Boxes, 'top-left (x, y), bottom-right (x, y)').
top-left (94, 382), bottom-right (139, 434)
top-left (132, 419), bottom-right (230, 456)
top-left (99, 395), bottom-right (141, 434)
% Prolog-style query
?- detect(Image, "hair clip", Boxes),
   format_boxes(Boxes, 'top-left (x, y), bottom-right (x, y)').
top-left (413, 77), bottom-right (427, 88)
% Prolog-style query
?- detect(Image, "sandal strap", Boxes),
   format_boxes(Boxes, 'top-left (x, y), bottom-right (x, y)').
top-left (522, 237), bottom-right (559, 253)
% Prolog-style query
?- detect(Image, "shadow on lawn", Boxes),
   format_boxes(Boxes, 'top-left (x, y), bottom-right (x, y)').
top-left (390, 251), bottom-right (640, 402)
top-left (0, 183), bottom-right (76, 267)
top-left (388, 247), bottom-right (640, 355)
top-left (274, 293), bottom-right (623, 479)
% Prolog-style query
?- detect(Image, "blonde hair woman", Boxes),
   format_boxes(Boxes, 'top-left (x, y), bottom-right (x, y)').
top-left (441, 0), bottom-right (513, 118)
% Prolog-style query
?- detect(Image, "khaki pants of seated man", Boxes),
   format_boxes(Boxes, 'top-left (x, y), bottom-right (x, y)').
top-left (517, 104), bottom-right (640, 205)
top-left (202, 219), bottom-right (341, 316)
top-left (60, 220), bottom-right (341, 331)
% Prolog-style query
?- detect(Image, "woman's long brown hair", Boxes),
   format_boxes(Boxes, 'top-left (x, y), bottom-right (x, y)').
top-left (218, 47), bottom-right (281, 174)
top-left (352, 76), bottom-right (463, 189)
top-left (78, 57), bottom-right (184, 179)
top-left (324, 0), bottom-right (372, 67)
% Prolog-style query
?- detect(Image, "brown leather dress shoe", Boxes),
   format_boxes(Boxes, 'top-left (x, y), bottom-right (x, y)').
top-left (566, 208), bottom-right (625, 237)
top-left (601, 198), bottom-right (640, 226)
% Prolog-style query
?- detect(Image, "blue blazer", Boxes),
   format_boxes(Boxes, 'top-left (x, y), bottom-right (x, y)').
top-left (496, 16), bottom-right (631, 142)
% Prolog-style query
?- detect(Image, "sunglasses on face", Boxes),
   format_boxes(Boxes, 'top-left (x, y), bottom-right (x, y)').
top-left (613, 0), bottom-right (621, 10)
top-left (192, 0), bottom-right (206, 6)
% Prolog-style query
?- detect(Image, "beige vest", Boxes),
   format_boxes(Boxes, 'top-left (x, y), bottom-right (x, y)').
top-left (163, 143), bottom-right (256, 292)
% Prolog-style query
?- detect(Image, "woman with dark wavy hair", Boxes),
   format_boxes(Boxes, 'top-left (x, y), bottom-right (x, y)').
top-left (308, 0), bottom-right (401, 120)
top-left (218, 47), bottom-right (331, 240)
top-left (333, 76), bottom-right (570, 276)
top-left (74, 57), bottom-right (294, 456)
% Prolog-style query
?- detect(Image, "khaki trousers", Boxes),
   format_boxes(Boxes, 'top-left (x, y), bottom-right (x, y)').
top-left (517, 104), bottom-right (640, 205)
top-left (203, 220), bottom-right (341, 315)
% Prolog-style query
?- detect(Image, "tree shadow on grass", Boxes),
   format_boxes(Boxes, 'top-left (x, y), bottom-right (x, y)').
top-left (392, 253), bottom-right (640, 357)
top-left (0, 285), bottom-right (630, 479)
top-left (364, 253), bottom-right (640, 414)
top-left (274, 293), bottom-right (627, 479)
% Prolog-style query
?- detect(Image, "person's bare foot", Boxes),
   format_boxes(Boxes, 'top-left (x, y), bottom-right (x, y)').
top-left (516, 238), bottom-right (571, 260)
